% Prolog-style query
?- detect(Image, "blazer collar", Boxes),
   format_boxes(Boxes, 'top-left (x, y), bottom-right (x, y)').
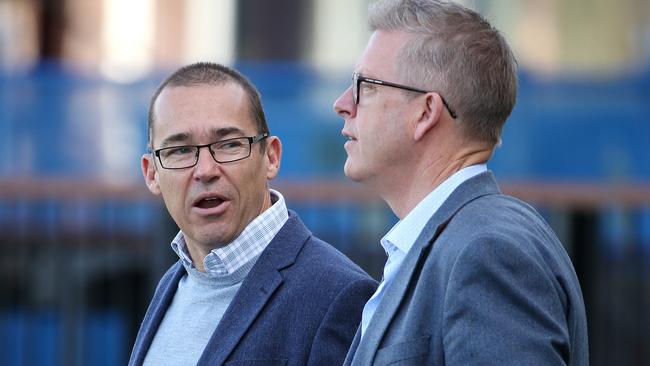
top-left (350, 171), bottom-right (500, 365)
top-left (198, 210), bottom-right (310, 365)
top-left (414, 171), bottom-right (500, 248)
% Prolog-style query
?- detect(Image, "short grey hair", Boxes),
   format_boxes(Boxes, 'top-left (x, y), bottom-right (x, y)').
top-left (369, 0), bottom-right (517, 145)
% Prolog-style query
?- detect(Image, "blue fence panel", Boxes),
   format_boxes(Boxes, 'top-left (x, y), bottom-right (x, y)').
top-left (0, 311), bottom-right (60, 366)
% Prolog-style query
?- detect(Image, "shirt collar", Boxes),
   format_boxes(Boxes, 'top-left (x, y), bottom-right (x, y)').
top-left (381, 164), bottom-right (487, 256)
top-left (171, 189), bottom-right (289, 277)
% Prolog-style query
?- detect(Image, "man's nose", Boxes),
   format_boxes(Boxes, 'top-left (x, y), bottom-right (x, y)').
top-left (192, 146), bottom-right (222, 182)
top-left (333, 86), bottom-right (357, 120)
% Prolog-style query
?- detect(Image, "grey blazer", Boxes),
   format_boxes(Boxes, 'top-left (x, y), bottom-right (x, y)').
top-left (345, 172), bottom-right (588, 366)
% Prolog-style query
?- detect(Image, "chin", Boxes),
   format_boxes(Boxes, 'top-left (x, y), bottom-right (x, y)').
top-left (343, 163), bottom-right (365, 183)
top-left (344, 173), bottom-right (363, 183)
top-left (192, 225), bottom-right (234, 247)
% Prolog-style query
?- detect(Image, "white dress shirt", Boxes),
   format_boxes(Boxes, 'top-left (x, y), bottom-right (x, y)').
top-left (360, 164), bottom-right (488, 337)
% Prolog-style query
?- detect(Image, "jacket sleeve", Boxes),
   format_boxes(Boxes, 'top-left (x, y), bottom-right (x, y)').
top-left (442, 235), bottom-right (572, 366)
top-left (307, 276), bottom-right (378, 366)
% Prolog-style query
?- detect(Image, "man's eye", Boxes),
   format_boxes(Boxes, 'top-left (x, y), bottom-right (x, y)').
top-left (164, 147), bottom-right (193, 157)
top-left (218, 141), bottom-right (245, 150)
top-left (361, 83), bottom-right (375, 93)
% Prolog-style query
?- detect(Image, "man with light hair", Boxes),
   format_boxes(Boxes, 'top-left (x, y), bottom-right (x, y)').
top-left (333, 0), bottom-right (588, 364)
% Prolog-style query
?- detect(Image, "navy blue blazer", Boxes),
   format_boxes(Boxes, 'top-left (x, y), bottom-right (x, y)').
top-left (129, 211), bottom-right (377, 366)
top-left (345, 172), bottom-right (589, 366)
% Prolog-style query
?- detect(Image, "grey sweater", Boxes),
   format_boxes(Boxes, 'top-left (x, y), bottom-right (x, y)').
top-left (142, 257), bottom-right (257, 366)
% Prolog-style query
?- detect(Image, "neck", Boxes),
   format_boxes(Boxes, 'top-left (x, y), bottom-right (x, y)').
top-left (186, 242), bottom-right (209, 272)
top-left (383, 145), bottom-right (492, 219)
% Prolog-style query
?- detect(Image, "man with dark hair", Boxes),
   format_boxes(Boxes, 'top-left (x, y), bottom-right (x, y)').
top-left (333, 0), bottom-right (588, 365)
top-left (130, 62), bottom-right (377, 366)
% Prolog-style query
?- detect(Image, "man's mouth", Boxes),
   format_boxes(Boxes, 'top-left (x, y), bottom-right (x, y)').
top-left (342, 129), bottom-right (356, 142)
top-left (196, 197), bottom-right (224, 209)
top-left (192, 193), bottom-right (230, 216)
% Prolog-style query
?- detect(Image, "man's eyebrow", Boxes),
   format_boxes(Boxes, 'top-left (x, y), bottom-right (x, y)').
top-left (356, 68), bottom-right (370, 76)
top-left (159, 132), bottom-right (191, 147)
top-left (158, 127), bottom-right (247, 148)
top-left (211, 127), bottom-right (246, 139)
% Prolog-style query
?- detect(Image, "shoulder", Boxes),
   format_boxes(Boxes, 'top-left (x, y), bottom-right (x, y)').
top-left (427, 193), bottom-right (568, 275)
top-left (297, 234), bottom-right (376, 285)
top-left (454, 193), bottom-right (547, 231)
top-left (264, 210), bottom-right (377, 300)
top-left (444, 193), bottom-right (556, 248)
top-left (438, 196), bottom-right (572, 312)
top-left (294, 235), bottom-right (377, 317)
top-left (281, 210), bottom-right (375, 284)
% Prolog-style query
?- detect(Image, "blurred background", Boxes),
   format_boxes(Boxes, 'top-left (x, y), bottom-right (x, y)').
top-left (0, 0), bottom-right (649, 365)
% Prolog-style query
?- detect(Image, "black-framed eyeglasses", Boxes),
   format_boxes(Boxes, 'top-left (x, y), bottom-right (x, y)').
top-left (352, 72), bottom-right (457, 119)
top-left (152, 133), bottom-right (268, 169)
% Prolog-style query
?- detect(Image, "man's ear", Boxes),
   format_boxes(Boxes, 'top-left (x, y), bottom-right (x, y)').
top-left (413, 93), bottom-right (445, 141)
top-left (264, 136), bottom-right (282, 180)
top-left (141, 154), bottom-right (161, 195)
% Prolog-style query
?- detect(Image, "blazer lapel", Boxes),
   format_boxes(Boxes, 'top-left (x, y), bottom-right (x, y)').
top-left (198, 267), bottom-right (284, 366)
top-left (343, 327), bottom-right (362, 366)
top-left (351, 172), bottom-right (501, 365)
top-left (350, 233), bottom-right (437, 366)
top-left (198, 212), bottom-right (309, 366)
top-left (129, 262), bottom-right (185, 366)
